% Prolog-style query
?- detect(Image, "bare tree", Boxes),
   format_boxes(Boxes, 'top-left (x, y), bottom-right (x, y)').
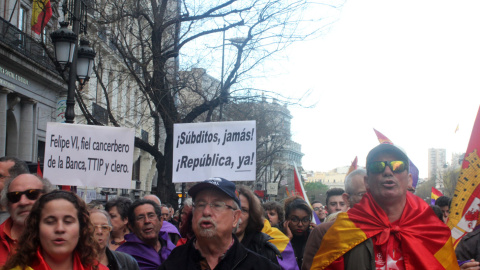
top-left (72, 0), bottom-right (340, 206)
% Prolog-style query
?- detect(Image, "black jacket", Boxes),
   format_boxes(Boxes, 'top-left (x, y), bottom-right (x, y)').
top-left (157, 235), bottom-right (280, 270)
top-left (456, 228), bottom-right (480, 262)
top-left (241, 231), bottom-right (281, 265)
top-left (106, 248), bottom-right (140, 270)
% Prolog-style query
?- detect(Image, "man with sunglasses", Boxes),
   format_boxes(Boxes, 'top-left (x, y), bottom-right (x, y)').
top-left (0, 157), bottom-right (29, 224)
top-left (310, 143), bottom-right (458, 270)
top-left (158, 177), bottom-right (280, 270)
top-left (0, 173), bottom-right (52, 266)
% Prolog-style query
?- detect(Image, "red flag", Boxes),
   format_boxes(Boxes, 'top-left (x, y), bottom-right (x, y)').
top-left (448, 106), bottom-right (480, 247)
top-left (285, 186), bottom-right (291, 197)
top-left (293, 163), bottom-right (311, 206)
top-left (462, 107), bottom-right (480, 169)
top-left (346, 156), bottom-right (358, 175)
top-left (373, 128), bottom-right (393, 144)
top-left (31, 0), bottom-right (52, 34)
top-left (36, 159), bottom-right (43, 177)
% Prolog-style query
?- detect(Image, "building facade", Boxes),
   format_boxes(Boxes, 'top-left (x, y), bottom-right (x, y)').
top-left (428, 148), bottom-right (446, 189)
top-left (0, 0), bottom-right (64, 164)
top-left (0, 0), bottom-right (169, 202)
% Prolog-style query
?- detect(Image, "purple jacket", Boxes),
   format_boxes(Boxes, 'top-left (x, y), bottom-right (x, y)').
top-left (117, 231), bottom-right (175, 270)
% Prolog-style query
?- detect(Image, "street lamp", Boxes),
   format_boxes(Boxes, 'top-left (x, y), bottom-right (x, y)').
top-left (50, 0), bottom-right (95, 124)
top-left (218, 33), bottom-right (247, 120)
top-left (76, 39), bottom-right (96, 86)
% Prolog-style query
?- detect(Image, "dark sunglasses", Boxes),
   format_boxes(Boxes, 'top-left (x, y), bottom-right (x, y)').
top-left (368, 160), bottom-right (407, 174)
top-left (7, 189), bottom-right (43, 203)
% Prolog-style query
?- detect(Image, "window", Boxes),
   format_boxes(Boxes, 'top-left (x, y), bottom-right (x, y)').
top-left (19, 6), bottom-right (27, 32)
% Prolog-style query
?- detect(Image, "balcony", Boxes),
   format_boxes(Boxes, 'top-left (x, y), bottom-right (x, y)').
top-left (0, 17), bottom-right (56, 72)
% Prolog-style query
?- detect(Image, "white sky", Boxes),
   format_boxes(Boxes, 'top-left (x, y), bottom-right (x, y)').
top-left (260, 0), bottom-right (480, 178)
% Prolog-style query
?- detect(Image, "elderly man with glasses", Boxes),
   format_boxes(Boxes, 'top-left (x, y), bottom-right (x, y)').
top-left (0, 173), bottom-right (52, 265)
top-left (302, 169), bottom-right (366, 270)
top-left (117, 199), bottom-right (176, 270)
top-left (310, 143), bottom-right (458, 270)
top-left (159, 177), bottom-right (280, 270)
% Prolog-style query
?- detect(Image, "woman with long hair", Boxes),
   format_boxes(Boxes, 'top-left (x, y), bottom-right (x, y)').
top-left (235, 185), bottom-right (280, 265)
top-left (89, 209), bottom-right (139, 270)
top-left (3, 190), bottom-right (108, 270)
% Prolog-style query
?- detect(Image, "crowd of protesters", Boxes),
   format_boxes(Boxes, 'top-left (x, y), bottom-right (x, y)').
top-left (0, 141), bottom-right (476, 269)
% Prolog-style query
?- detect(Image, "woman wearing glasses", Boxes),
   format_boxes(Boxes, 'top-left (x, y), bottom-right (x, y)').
top-left (3, 190), bottom-right (108, 270)
top-left (283, 196), bottom-right (313, 268)
top-left (89, 209), bottom-right (139, 270)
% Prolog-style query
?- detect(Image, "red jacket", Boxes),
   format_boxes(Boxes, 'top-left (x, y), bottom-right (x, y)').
top-left (0, 218), bottom-right (16, 266)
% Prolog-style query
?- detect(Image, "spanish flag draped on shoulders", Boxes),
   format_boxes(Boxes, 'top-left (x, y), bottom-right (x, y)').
top-left (311, 192), bottom-right (458, 270)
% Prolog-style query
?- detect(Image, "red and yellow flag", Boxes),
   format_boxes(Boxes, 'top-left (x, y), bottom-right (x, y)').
top-left (431, 187), bottom-right (443, 205)
top-left (311, 192), bottom-right (458, 269)
top-left (448, 106), bottom-right (480, 247)
top-left (31, 0), bottom-right (52, 34)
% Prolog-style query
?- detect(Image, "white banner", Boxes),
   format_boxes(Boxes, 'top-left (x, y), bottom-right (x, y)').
top-left (173, 121), bottom-right (256, 182)
top-left (43, 122), bottom-right (135, 188)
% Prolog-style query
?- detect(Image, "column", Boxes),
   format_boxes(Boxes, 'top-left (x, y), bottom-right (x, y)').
top-left (0, 88), bottom-right (10, 156)
top-left (18, 98), bottom-right (35, 162)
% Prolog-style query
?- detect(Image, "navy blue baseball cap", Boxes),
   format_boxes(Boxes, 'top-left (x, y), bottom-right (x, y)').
top-left (188, 177), bottom-right (241, 207)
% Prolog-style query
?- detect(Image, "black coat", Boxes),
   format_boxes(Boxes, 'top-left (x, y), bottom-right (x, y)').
top-left (241, 231), bottom-right (281, 265)
top-left (106, 248), bottom-right (140, 270)
top-left (157, 235), bottom-right (280, 270)
top-left (456, 228), bottom-right (480, 262)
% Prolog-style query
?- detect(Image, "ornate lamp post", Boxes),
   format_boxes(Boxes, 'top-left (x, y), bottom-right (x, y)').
top-left (50, 0), bottom-right (95, 124)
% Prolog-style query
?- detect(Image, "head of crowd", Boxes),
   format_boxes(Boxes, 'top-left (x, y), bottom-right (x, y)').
top-left (0, 145), bottom-right (468, 270)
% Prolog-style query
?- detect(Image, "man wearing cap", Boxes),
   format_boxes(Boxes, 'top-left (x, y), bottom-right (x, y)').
top-left (158, 177), bottom-right (280, 270)
top-left (310, 143), bottom-right (459, 270)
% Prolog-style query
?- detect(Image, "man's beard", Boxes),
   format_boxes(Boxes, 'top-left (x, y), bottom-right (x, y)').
top-left (196, 217), bottom-right (217, 238)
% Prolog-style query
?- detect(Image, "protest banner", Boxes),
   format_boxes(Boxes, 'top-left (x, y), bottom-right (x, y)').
top-left (43, 122), bottom-right (134, 188)
top-left (173, 121), bottom-right (256, 182)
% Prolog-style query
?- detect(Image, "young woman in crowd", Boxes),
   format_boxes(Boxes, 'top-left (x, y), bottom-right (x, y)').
top-left (89, 209), bottom-right (139, 270)
top-left (3, 190), bottom-right (108, 270)
top-left (104, 197), bottom-right (132, 251)
top-left (283, 196), bottom-right (313, 268)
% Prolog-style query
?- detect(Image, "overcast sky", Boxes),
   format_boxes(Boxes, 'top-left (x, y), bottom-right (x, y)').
top-left (258, 0), bottom-right (480, 178)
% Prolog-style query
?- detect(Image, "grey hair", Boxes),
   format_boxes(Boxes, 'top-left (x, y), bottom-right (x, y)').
top-left (183, 198), bottom-right (193, 208)
top-left (89, 209), bottom-right (112, 226)
top-left (344, 169), bottom-right (367, 194)
top-left (0, 157), bottom-right (29, 177)
top-left (0, 174), bottom-right (53, 207)
top-left (143, 194), bottom-right (161, 205)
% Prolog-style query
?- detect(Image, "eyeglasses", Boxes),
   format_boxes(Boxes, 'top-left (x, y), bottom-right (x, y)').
top-left (313, 207), bottom-right (324, 211)
top-left (368, 160), bottom-right (407, 174)
top-left (136, 213), bottom-right (158, 222)
top-left (94, 225), bottom-right (113, 232)
top-left (289, 216), bottom-right (311, 225)
top-left (7, 189), bottom-right (43, 203)
top-left (193, 201), bottom-right (236, 213)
